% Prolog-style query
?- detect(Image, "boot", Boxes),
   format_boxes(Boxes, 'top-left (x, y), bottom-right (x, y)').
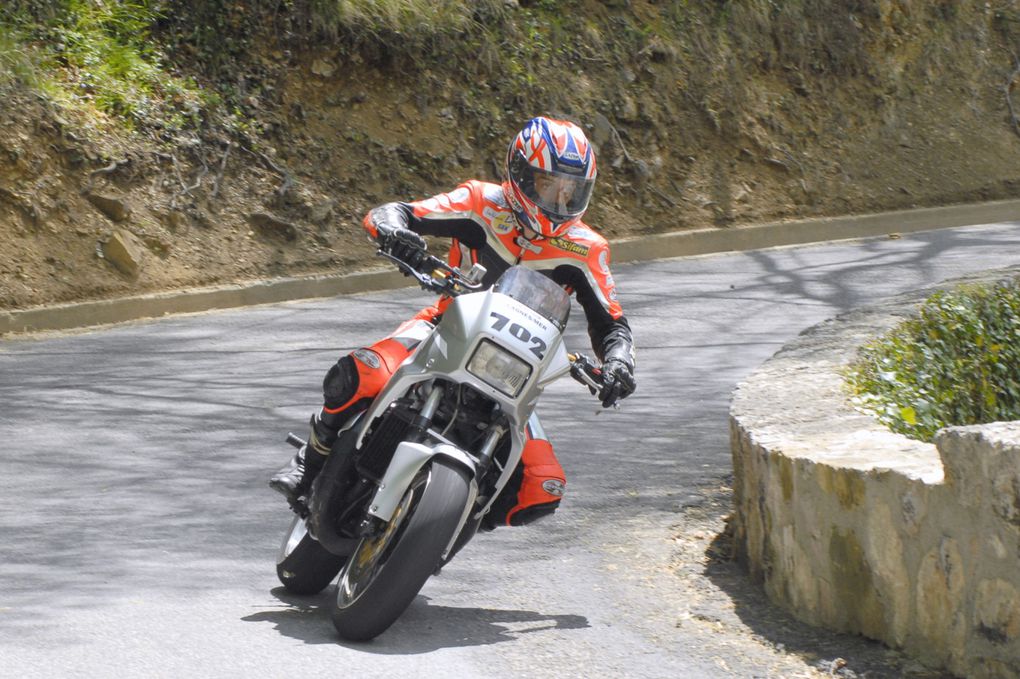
top-left (269, 444), bottom-right (328, 499)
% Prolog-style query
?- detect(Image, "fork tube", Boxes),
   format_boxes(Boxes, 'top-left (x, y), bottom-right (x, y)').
top-left (476, 425), bottom-right (506, 469)
top-left (406, 384), bottom-right (445, 442)
top-left (419, 384), bottom-right (444, 421)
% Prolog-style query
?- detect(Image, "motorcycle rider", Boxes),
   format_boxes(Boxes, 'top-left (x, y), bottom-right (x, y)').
top-left (270, 116), bottom-right (636, 527)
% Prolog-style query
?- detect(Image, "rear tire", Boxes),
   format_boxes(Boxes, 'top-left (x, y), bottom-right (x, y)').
top-left (276, 516), bottom-right (347, 595)
top-left (330, 460), bottom-right (470, 641)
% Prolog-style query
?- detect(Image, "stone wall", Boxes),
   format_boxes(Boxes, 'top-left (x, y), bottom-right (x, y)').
top-left (730, 268), bottom-right (1020, 678)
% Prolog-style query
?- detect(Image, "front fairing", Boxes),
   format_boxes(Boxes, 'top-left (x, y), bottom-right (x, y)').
top-left (356, 286), bottom-right (570, 451)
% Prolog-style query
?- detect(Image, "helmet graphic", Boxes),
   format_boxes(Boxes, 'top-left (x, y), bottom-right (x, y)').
top-left (504, 116), bottom-right (597, 238)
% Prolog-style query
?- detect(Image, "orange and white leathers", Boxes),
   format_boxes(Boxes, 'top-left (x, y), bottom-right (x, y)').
top-left (315, 180), bottom-right (634, 526)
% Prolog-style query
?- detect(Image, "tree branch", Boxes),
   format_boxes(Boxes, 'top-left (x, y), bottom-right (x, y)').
top-left (82, 158), bottom-right (130, 194)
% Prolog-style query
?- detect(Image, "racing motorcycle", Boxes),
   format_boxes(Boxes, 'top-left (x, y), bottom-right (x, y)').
top-left (274, 247), bottom-right (608, 641)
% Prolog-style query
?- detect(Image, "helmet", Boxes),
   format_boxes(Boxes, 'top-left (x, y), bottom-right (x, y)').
top-left (504, 116), bottom-right (597, 238)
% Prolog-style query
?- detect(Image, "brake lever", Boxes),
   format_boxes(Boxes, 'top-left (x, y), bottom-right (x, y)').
top-left (377, 249), bottom-right (482, 296)
top-left (568, 353), bottom-right (603, 392)
top-left (423, 254), bottom-right (485, 293)
top-left (377, 250), bottom-right (443, 292)
top-left (568, 353), bottom-right (622, 413)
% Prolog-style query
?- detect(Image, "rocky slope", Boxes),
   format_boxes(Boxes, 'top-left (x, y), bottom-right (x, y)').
top-left (1, 0), bottom-right (1019, 310)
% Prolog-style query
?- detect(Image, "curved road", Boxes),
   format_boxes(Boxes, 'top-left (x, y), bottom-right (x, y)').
top-left (2, 220), bottom-right (1018, 678)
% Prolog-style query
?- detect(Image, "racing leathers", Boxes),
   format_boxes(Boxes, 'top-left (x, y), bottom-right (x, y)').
top-left (271, 179), bottom-right (635, 527)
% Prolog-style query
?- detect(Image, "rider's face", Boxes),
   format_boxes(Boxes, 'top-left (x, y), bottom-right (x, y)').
top-left (533, 173), bottom-right (574, 211)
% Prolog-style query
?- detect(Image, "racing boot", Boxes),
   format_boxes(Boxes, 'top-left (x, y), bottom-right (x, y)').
top-left (269, 443), bottom-right (328, 500)
top-left (270, 411), bottom-right (345, 499)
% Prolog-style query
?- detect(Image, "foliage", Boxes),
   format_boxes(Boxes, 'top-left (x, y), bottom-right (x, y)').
top-left (303, 0), bottom-right (502, 39)
top-left (0, 0), bottom-right (208, 130)
top-left (846, 277), bottom-right (1020, 442)
top-left (0, 24), bottom-right (41, 86)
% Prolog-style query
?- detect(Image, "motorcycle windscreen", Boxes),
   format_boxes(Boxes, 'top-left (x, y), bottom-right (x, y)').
top-left (492, 266), bottom-right (570, 330)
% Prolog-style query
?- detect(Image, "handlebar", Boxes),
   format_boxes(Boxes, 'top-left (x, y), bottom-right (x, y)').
top-left (378, 248), bottom-right (486, 297)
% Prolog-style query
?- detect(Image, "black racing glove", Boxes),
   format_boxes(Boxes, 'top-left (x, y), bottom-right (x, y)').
top-left (598, 359), bottom-right (636, 408)
top-left (378, 224), bottom-right (427, 271)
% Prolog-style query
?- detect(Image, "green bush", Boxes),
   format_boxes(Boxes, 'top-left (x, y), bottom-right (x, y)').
top-left (0, 24), bottom-right (40, 86)
top-left (0, 0), bottom-right (207, 129)
top-left (846, 277), bottom-right (1020, 442)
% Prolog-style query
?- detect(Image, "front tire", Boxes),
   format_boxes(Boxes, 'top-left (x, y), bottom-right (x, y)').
top-left (330, 460), bottom-right (470, 641)
top-left (276, 515), bottom-right (347, 595)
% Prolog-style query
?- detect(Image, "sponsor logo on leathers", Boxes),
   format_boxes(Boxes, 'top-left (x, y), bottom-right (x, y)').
top-left (548, 237), bottom-right (589, 257)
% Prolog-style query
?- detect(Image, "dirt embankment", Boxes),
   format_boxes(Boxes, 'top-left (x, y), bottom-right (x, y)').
top-left (2, 0), bottom-right (1019, 311)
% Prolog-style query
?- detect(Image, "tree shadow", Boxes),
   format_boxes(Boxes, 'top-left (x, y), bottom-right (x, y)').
top-left (243, 589), bottom-right (589, 653)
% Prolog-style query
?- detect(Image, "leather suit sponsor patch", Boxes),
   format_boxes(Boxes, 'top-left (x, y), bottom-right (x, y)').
top-left (549, 237), bottom-right (589, 257)
top-left (484, 208), bottom-right (516, 234)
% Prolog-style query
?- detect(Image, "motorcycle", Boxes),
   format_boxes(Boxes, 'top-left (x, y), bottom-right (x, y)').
top-left (274, 247), bottom-right (609, 641)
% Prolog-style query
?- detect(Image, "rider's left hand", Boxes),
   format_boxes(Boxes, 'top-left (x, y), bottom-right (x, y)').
top-left (598, 359), bottom-right (635, 408)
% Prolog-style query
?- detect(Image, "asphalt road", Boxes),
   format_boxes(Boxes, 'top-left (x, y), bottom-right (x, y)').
top-left (2, 220), bottom-right (1018, 678)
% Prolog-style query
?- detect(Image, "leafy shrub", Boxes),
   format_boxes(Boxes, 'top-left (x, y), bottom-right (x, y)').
top-left (0, 25), bottom-right (40, 86)
top-left (304, 0), bottom-right (500, 39)
top-left (1, 0), bottom-right (207, 128)
top-left (846, 277), bottom-right (1020, 442)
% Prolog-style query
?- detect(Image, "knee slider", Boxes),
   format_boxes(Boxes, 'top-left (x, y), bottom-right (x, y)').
top-left (322, 354), bottom-right (360, 410)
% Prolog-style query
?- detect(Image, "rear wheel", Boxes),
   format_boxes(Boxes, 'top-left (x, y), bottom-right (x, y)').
top-left (330, 460), bottom-right (470, 641)
top-left (276, 516), bottom-right (347, 595)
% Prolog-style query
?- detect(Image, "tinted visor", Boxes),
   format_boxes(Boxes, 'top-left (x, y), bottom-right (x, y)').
top-left (509, 152), bottom-right (595, 220)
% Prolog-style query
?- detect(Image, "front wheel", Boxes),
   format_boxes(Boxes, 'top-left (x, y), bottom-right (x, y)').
top-left (276, 515), bottom-right (347, 595)
top-left (330, 460), bottom-right (470, 641)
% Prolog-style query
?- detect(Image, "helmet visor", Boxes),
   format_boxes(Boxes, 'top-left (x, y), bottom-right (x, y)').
top-left (510, 153), bottom-right (595, 220)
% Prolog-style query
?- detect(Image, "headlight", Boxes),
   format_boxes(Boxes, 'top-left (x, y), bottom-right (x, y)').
top-left (467, 340), bottom-right (532, 397)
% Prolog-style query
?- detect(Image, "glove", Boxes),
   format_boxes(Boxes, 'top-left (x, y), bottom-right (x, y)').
top-left (598, 359), bottom-right (635, 408)
top-left (379, 225), bottom-right (427, 271)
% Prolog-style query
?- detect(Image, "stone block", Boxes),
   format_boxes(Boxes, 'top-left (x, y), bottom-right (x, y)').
top-left (248, 212), bottom-right (297, 241)
top-left (975, 579), bottom-right (1020, 644)
top-left (866, 503), bottom-right (910, 645)
top-left (86, 193), bottom-right (131, 222)
top-left (829, 526), bottom-right (885, 638)
top-left (916, 538), bottom-right (967, 664)
top-left (102, 229), bottom-right (143, 277)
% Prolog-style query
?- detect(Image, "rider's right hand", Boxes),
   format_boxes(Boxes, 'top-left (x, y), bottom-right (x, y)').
top-left (379, 225), bottom-right (428, 270)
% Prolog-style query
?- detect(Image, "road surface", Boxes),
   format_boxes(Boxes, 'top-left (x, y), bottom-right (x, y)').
top-left (2, 220), bottom-right (1017, 677)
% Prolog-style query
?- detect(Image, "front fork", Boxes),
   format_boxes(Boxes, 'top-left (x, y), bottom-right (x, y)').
top-left (360, 386), bottom-right (507, 561)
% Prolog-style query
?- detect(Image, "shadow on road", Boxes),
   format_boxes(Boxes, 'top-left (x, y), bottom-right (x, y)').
top-left (243, 589), bottom-right (589, 653)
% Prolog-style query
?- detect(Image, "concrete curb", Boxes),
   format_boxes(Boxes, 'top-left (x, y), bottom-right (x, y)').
top-left (3, 198), bottom-right (1019, 336)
